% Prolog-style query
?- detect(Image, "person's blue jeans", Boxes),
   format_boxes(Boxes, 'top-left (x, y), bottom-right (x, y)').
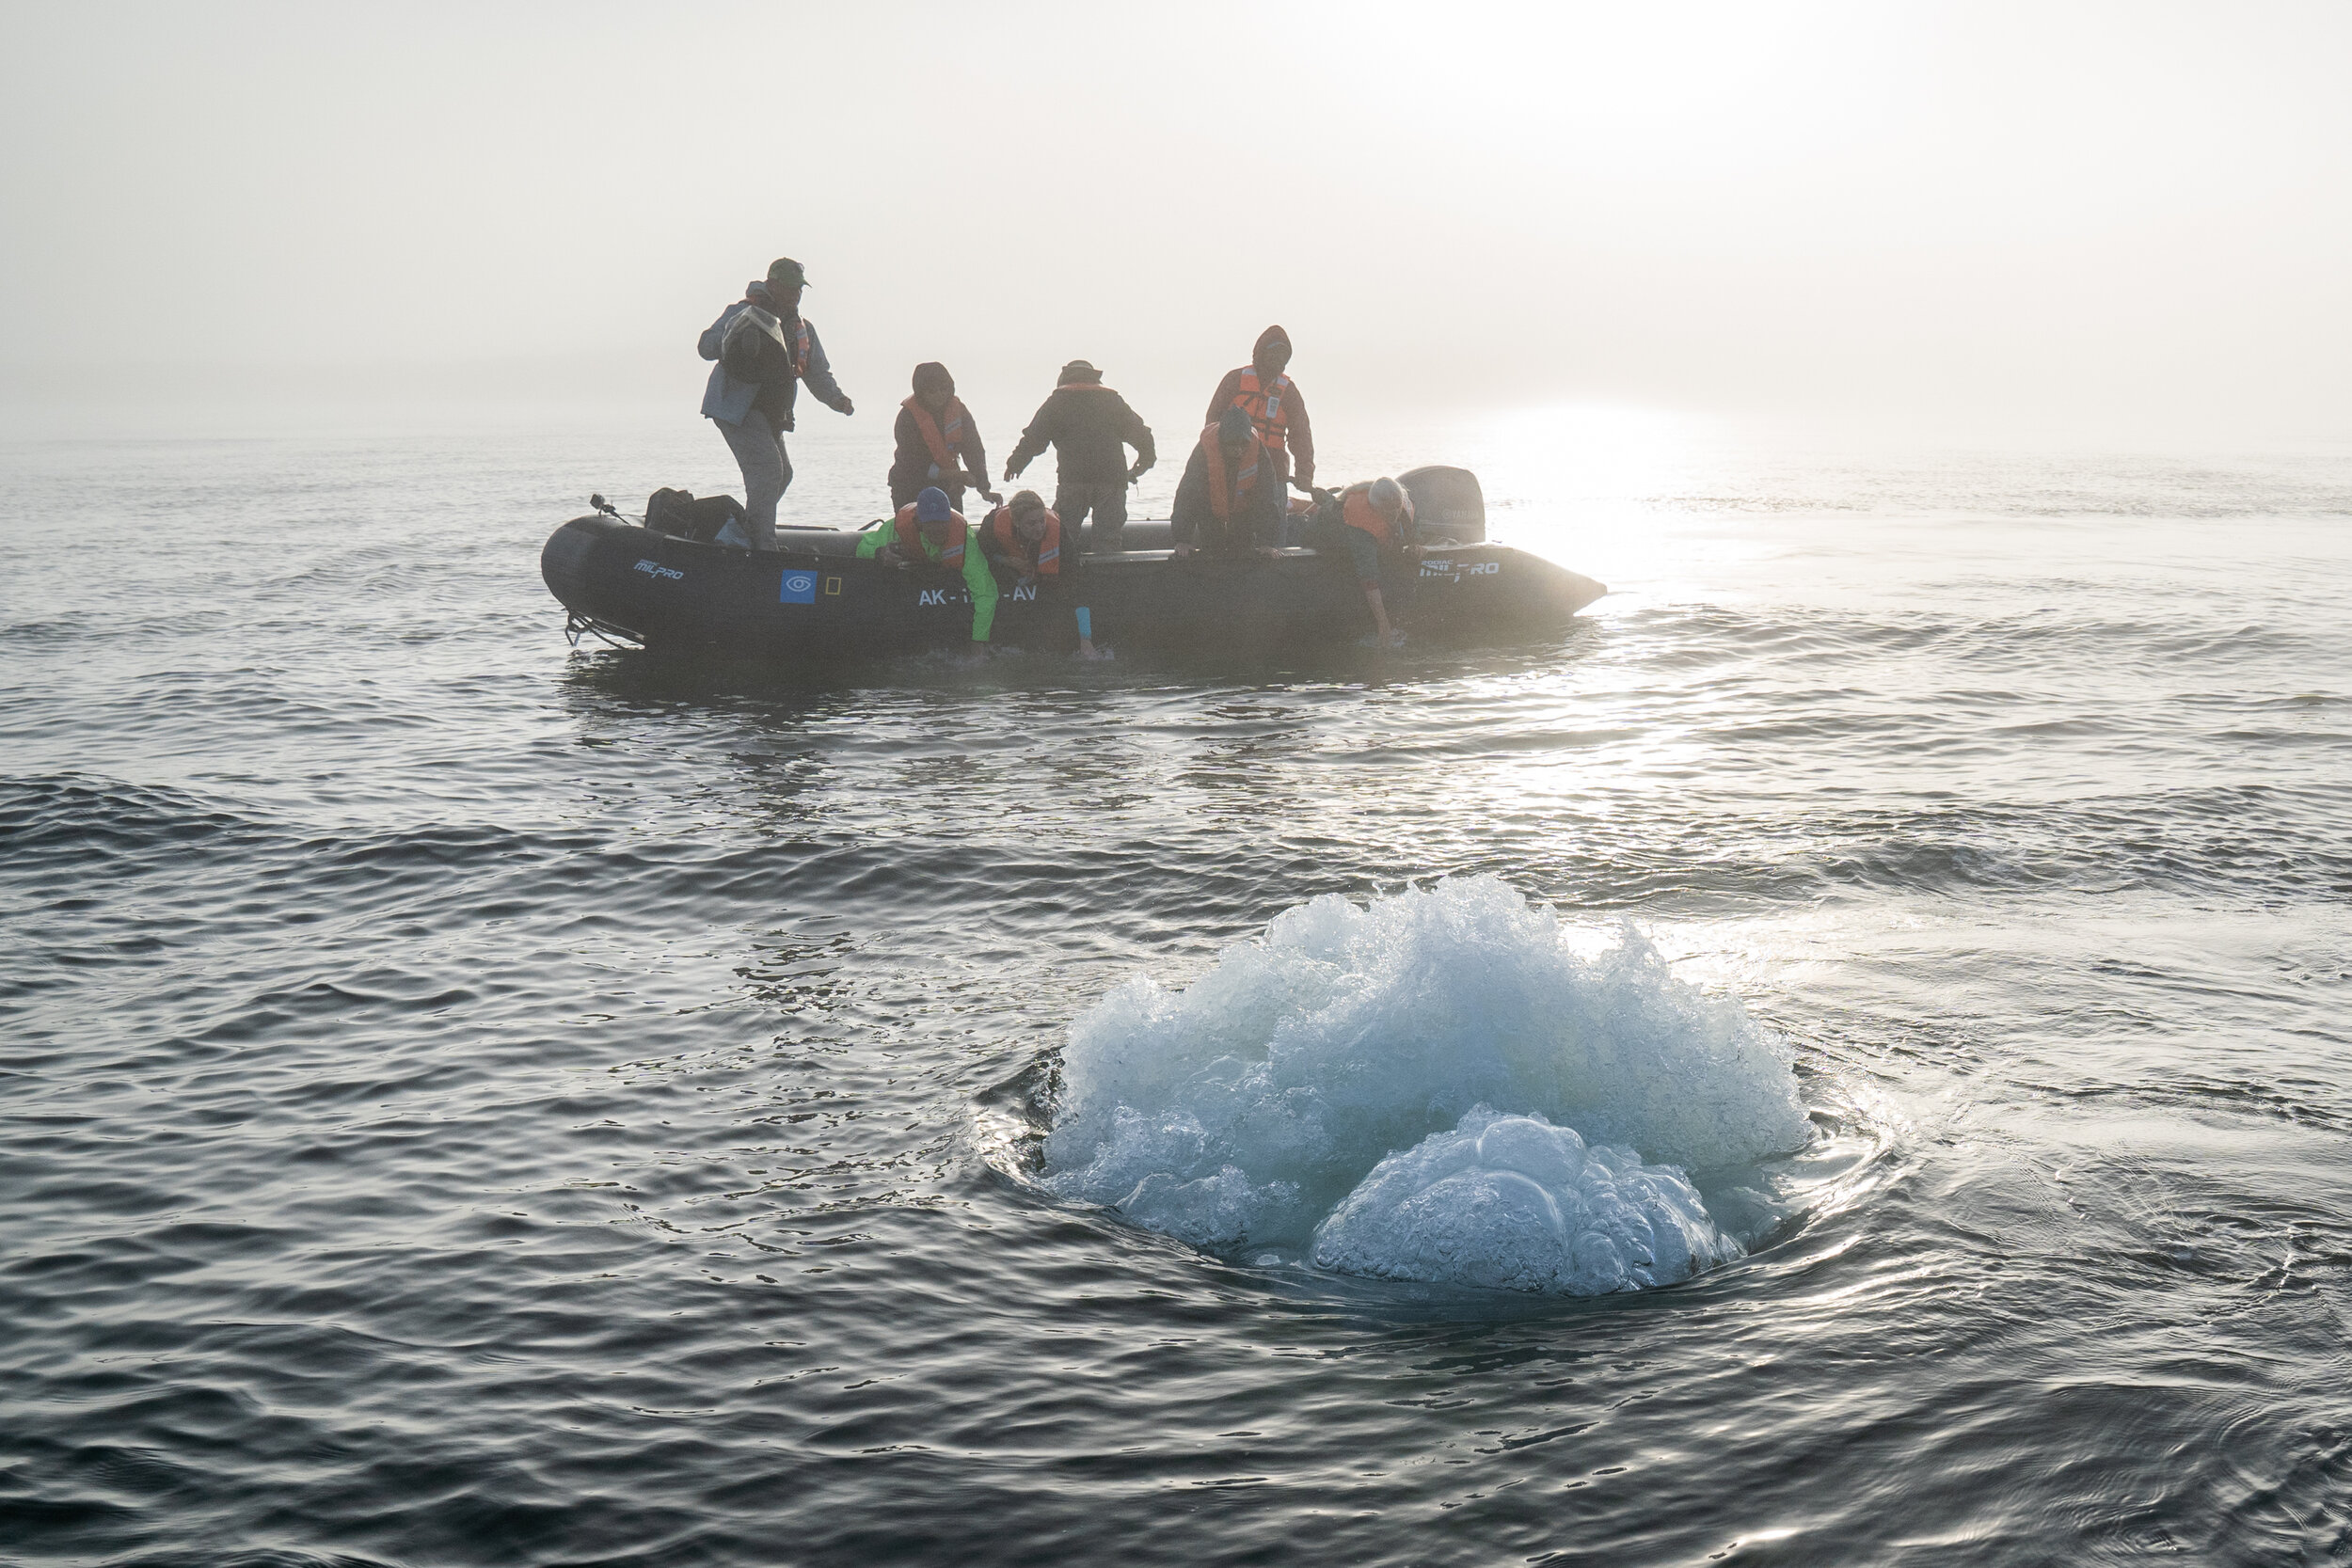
top-left (715, 408), bottom-right (792, 549)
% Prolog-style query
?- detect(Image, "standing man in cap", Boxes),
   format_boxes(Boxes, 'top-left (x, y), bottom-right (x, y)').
top-left (889, 361), bottom-right (997, 513)
top-left (1003, 359), bottom-right (1154, 554)
top-left (695, 257), bottom-right (854, 550)
top-left (1205, 325), bottom-right (1313, 495)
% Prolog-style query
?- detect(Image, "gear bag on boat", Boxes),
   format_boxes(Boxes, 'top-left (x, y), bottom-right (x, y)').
top-left (644, 488), bottom-right (747, 544)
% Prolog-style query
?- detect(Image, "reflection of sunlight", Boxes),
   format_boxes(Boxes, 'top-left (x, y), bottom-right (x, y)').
top-left (1474, 403), bottom-right (1698, 505)
top-left (1433, 403), bottom-right (1730, 604)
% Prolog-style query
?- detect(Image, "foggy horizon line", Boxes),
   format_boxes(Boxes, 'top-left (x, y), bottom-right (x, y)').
top-left (9, 383), bottom-right (2348, 448)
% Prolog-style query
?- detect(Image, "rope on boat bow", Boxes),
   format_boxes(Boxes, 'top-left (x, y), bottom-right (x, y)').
top-left (564, 610), bottom-right (642, 651)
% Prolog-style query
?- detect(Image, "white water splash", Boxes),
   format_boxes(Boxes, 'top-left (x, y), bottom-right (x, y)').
top-left (1042, 877), bottom-right (1812, 1291)
top-left (1311, 1107), bottom-right (1741, 1293)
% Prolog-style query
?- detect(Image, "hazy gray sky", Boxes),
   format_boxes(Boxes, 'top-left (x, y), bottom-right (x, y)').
top-left (4, 1), bottom-right (2347, 439)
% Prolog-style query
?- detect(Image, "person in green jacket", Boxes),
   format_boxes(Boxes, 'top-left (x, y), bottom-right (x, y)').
top-left (858, 485), bottom-right (1000, 651)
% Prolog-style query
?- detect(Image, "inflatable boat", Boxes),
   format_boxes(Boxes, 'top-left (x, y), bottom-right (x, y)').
top-left (539, 466), bottom-right (1605, 657)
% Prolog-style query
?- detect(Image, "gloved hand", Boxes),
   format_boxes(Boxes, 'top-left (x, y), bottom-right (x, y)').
top-left (834, 397), bottom-right (855, 416)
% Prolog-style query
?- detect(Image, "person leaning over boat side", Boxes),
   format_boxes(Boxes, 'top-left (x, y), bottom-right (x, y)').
top-left (695, 257), bottom-right (854, 550)
top-left (1205, 325), bottom-right (1314, 495)
top-left (1003, 360), bottom-right (1154, 555)
top-left (857, 485), bottom-right (1000, 654)
top-left (1301, 476), bottom-right (1422, 646)
top-left (979, 490), bottom-right (1104, 659)
top-left (1170, 407), bottom-right (1284, 561)
top-left (890, 361), bottom-right (999, 514)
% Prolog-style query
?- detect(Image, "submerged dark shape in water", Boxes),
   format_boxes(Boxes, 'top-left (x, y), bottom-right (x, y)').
top-left (540, 466), bottom-right (1606, 657)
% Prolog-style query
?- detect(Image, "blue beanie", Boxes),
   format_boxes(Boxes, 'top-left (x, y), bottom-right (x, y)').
top-left (915, 486), bottom-right (952, 523)
top-left (1217, 406), bottom-right (1253, 444)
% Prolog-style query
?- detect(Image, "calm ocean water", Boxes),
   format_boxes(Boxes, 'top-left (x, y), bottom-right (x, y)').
top-left (4, 411), bottom-right (2350, 1566)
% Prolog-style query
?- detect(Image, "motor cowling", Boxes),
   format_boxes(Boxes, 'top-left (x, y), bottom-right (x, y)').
top-left (1397, 466), bottom-right (1486, 544)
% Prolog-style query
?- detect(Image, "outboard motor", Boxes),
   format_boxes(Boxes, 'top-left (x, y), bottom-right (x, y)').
top-left (1397, 466), bottom-right (1486, 544)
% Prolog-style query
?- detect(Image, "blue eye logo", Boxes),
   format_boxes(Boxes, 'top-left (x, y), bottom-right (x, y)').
top-left (780, 571), bottom-right (817, 605)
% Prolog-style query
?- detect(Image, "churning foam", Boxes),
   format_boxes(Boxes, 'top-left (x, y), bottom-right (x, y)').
top-left (1041, 877), bottom-right (1812, 1294)
top-left (1311, 1107), bottom-right (1742, 1293)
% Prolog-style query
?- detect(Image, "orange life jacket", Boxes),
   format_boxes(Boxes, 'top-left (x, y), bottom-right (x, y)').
top-left (1341, 483), bottom-right (1398, 546)
top-left (893, 503), bottom-right (968, 568)
top-left (1227, 367), bottom-right (1293, 455)
top-left (902, 395), bottom-right (970, 476)
top-left (767, 317), bottom-right (814, 377)
top-left (1200, 425), bottom-right (1264, 522)
top-left (985, 506), bottom-right (1061, 577)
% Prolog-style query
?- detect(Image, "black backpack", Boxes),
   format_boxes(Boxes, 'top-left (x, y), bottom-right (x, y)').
top-left (719, 308), bottom-right (795, 385)
top-left (645, 488), bottom-right (746, 543)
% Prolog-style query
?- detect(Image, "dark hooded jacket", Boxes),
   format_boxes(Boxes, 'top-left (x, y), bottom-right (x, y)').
top-left (888, 363), bottom-right (991, 506)
top-left (1205, 325), bottom-right (1314, 487)
top-left (1007, 374), bottom-right (1155, 484)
